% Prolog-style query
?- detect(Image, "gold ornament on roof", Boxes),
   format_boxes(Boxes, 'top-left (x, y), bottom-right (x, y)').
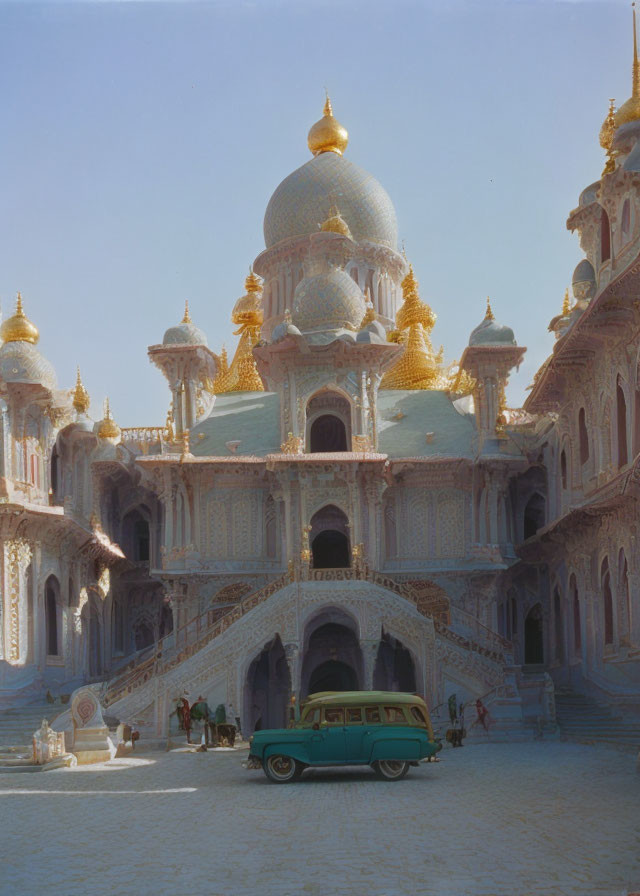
top-left (380, 265), bottom-right (448, 390)
top-left (182, 300), bottom-right (192, 324)
top-left (0, 293), bottom-right (40, 345)
top-left (561, 287), bottom-right (571, 316)
top-left (485, 296), bottom-right (495, 322)
top-left (359, 293), bottom-right (377, 329)
top-left (72, 367), bottom-right (90, 415)
top-left (495, 382), bottom-right (508, 434)
top-left (97, 398), bottom-right (121, 440)
top-left (212, 271), bottom-right (264, 394)
top-left (615, 4), bottom-right (640, 127)
top-left (308, 93), bottom-right (349, 156)
top-left (600, 98), bottom-right (617, 174)
top-left (320, 205), bottom-right (352, 238)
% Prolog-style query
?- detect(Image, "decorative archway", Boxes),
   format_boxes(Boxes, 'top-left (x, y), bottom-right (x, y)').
top-left (373, 632), bottom-right (417, 692)
top-left (301, 607), bottom-right (363, 697)
top-left (244, 635), bottom-right (291, 733)
top-left (310, 504), bottom-right (350, 569)
top-left (524, 603), bottom-right (544, 664)
top-left (306, 391), bottom-right (351, 452)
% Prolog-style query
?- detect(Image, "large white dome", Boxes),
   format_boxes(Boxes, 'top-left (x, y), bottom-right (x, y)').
top-left (264, 152), bottom-right (398, 250)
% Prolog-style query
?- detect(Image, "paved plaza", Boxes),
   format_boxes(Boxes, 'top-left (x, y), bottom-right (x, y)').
top-left (0, 741), bottom-right (638, 896)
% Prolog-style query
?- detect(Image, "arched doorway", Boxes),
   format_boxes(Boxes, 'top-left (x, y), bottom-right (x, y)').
top-left (524, 603), bottom-right (544, 664)
top-left (373, 632), bottom-right (417, 692)
top-left (45, 575), bottom-right (60, 657)
top-left (309, 660), bottom-right (358, 693)
top-left (245, 635), bottom-right (291, 734)
top-left (310, 505), bottom-right (350, 569)
top-left (306, 392), bottom-right (351, 452)
top-left (301, 609), bottom-right (363, 697)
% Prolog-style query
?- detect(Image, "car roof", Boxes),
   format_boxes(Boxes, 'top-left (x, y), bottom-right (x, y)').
top-left (302, 691), bottom-right (428, 708)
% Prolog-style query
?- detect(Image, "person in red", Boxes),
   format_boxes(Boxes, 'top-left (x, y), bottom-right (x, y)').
top-left (179, 693), bottom-right (192, 744)
top-left (475, 698), bottom-right (490, 731)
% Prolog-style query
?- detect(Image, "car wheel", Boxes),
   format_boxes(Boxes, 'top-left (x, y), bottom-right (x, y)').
top-left (373, 760), bottom-right (410, 781)
top-left (263, 754), bottom-right (303, 783)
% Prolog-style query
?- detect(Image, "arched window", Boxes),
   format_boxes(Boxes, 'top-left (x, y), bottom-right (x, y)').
top-left (578, 408), bottom-right (589, 466)
top-left (309, 504), bottom-right (350, 569)
top-left (560, 450), bottom-right (568, 490)
top-left (265, 495), bottom-right (277, 559)
top-left (122, 509), bottom-right (150, 562)
top-left (45, 576), bottom-right (60, 656)
top-left (306, 392), bottom-right (351, 452)
top-left (617, 376), bottom-right (628, 468)
top-left (553, 588), bottom-right (563, 663)
top-left (600, 206), bottom-right (611, 262)
top-left (50, 446), bottom-right (59, 498)
top-left (571, 575), bottom-right (581, 654)
top-left (619, 549), bottom-right (631, 644)
top-left (622, 198), bottom-right (631, 241)
top-left (602, 558), bottom-right (614, 646)
top-left (524, 604), bottom-right (544, 664)
top-left (523, 492), bottom-right (545, 539)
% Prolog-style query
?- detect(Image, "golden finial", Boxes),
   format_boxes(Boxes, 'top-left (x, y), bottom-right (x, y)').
top-left (562, 287), bottom-right (571, 316)
top-left (485, 297), bottom-right (495, 321)
top-left (308, 93), bottom-right (349, 156)
top-left (600, 98), bottom-right (618, 174)
top-left (320, 205), bottom-right (352, 237)
top-left (182, 300), bottom-right (192, 324)
top-left (323, 89), bottom-right (332, 117)
top-left (615, 4), bottom-right (640, 126)
top-left (245, 268), bottom-right (262, 294)
top-left (72, 367), bottom-right (91, 415)
top-left (0, 292), bottom-right (40, 345)
top-left (97, 397), bottom-right (121, 440)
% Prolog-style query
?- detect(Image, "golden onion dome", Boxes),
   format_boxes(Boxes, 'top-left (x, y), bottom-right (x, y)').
top-left (615, 5), bottom-right (640, 128)
top-left (72, 367), bottom-right (91, 415)
top-left (97, 398), bottom-right (121, 440)
top-left (320, 205), bottom-right (352, 238)
top-left (308, 94), bottom-right (349, 156)
top-left (0, 293), bottom-right (39, 345)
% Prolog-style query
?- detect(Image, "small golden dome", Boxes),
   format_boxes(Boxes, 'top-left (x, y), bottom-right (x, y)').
top-left (308, 94), bottom-right (349, 156)
top-left (320, 205), bottom-right (352, 238)
top-left (72, 367), bottom-right (91, 414)
top-left (97, 398), bottom-right (121, 440)
top-left (0, 293), bottom-right (40, 345)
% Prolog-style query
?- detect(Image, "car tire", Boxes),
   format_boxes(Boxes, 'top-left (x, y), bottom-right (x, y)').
top-left (263, 754), bottom-right (303, 783)
top-left (372, 760), bottom-right (410, 781)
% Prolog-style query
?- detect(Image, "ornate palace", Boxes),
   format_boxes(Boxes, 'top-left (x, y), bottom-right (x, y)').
top-left (2, 32), bottom-right (640, 736)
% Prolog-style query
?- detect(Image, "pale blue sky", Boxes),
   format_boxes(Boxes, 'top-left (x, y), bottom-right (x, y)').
top-left (0, 0), bottom-right (632, 425)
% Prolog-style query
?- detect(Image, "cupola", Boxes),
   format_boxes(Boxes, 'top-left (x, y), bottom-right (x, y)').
top-left (0, 293), bottom-right (39, 345)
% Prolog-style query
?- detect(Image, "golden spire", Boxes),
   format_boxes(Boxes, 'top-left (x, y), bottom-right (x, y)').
top-left (381, 264), bottom-right (445, 390)
top-left (308, 93), bottom-right (349, 156)
top-left (320, 205), bottom-right (352, 238)
top-left (562, 287), bottom-right (571, 316)
top-left (97, 397), bottom-right (121, 440)
top-left (211, 273), bottom-right (264, 394)
top-left (0, 292), bottom-right (40, 345)
top-left (72, 367), bottom-right (91, 415)
top-left (600, 98), bottom-right (617, 174)
top-left (485, 296), bottom-right (495, 322)
top-left (182, 300), bottom-right (192, 324)
top-left (615, 4), bottom-right (640, 127)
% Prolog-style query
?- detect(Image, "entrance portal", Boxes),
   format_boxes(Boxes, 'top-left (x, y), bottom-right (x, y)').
top-left (308, 660), bottom-right (358, 693)
top-left (245, 635), bottom-right (291, 733)
top-left (373, 633), bottom-right (417, 692)
top-left (309, 505), bottom-right (350, 569)
top-left (524, 603), bottom-right (544, 664)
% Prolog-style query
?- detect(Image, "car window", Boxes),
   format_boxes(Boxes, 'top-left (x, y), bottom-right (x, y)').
top-left (384, 706), bottom-right (407, 724)
top-left (365, 706), bottom-right (381, 723)
top-left (300, 707), bottom-right (320, 727)
top-left (410, 706), bottom-right (427, 726)
top-left (346, 707), bottom-right (362, 724)
top-left (324, 707), bottom-right (344, 725)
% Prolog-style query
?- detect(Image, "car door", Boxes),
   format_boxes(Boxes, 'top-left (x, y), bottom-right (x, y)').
top-left (344, 706), bottom-right (368, 761)
top-left (308, 707), bottom-right (347, 763)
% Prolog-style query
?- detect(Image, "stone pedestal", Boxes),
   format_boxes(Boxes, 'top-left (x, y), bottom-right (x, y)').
top-left (70, 687), bottom-right (115, 764)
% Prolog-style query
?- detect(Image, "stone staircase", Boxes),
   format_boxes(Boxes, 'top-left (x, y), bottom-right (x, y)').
top-left (0, 702), bottom-right (61, 773)
top-left (555, 689), bottom-right (640, 750)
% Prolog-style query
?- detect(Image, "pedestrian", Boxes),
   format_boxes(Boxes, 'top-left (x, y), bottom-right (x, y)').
top-left (180, 692), bottom-right (192, 744)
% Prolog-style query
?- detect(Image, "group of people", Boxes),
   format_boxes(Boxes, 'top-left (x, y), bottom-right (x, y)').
top-left (175, 693), bottom-right (238, 747)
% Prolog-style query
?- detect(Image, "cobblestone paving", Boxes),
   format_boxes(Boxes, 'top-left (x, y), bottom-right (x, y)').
top-left (0, 742), bottom-right (638, 896)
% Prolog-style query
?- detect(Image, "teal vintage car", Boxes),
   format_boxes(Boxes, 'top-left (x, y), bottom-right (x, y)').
top-left (247, 690), bottom-right (442, 783)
